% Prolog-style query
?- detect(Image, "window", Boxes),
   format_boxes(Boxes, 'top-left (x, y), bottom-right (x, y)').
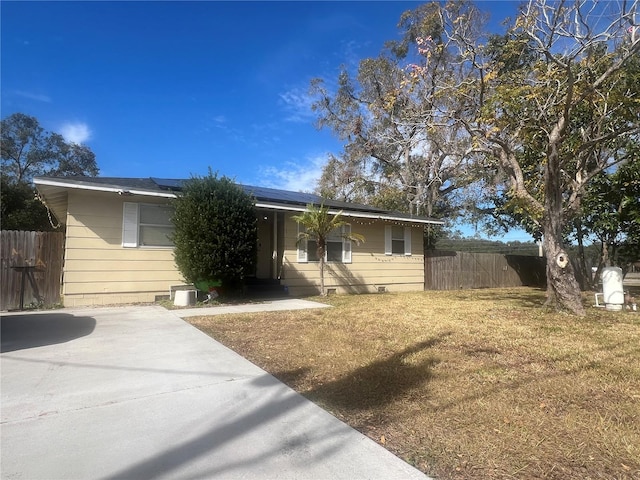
top-left (298, 224), bottom-right (352, 263)
top-left (385, 225), bottom-right (412, 256)
top-left (123, 202), bottom-right (174, 248)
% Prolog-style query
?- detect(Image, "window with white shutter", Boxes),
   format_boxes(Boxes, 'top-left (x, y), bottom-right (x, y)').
top-left (122, 202), bottom-right (139, 247)
top-left (297, 224), bottom-right (352, 263)
top-left (297, 222), bottom-right (308, 262)
top-left (122, 202), bottom-right (174, 248)
top-left (385, 225), bottom-right (412, 256)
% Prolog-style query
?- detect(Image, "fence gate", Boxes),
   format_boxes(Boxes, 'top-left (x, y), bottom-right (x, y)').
top-left (1, 231), bottom-right (64, 310)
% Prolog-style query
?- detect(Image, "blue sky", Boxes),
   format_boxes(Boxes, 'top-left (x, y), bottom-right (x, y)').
top-left (2, 1), bottom-right (532, 241)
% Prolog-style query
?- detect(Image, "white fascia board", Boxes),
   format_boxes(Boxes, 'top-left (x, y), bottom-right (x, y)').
top-left (34, 178), bottom-right (176, 199)
top-left (255, 201), bottom-right (443, 225)
top-left (32, 180), bottom-right (444, 225)
top-left (340, 210), bottom-right (444, 225)
top-left (255, 201), bottom-right (307, 213)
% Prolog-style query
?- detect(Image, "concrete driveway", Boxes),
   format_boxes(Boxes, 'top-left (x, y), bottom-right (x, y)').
top-left (1, 305), bottom-right (429, 480)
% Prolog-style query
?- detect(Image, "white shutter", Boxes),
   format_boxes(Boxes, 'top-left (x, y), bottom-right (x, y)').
top-left (122, 202), bottom-right (139, 248)
top-left (384, 225), bottom-right (392, 255)
top-left (297, 223), bottom-right (308, 263)
top-left (342, 225), bottom-right (352, 263)
top-left (404, 227), bottom-right (412, 256)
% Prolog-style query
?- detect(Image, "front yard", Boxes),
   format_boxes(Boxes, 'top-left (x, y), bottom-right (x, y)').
top-left (186, 287), bottom-right (640, 480)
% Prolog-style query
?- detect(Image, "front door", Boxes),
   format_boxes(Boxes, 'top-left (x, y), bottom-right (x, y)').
top-left (256, 212), bottom-right (272, 279)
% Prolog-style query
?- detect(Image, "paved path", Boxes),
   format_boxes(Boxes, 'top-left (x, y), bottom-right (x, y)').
top-left (1, 304), bottom-right (430, 480)
top-left (176, 298), bottom-right (332, 317)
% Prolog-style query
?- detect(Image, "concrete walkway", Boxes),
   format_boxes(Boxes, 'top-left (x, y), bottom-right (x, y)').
top-left (176, 298), bottom-right (332, 317)
top-left (1, 304), bottom-right (430, 480)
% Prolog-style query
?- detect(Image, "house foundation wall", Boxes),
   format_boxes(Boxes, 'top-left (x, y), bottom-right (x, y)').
top-left (63, 291), bottom-right (167, 308)
top-left (287, 282), bottom-right (424, 297)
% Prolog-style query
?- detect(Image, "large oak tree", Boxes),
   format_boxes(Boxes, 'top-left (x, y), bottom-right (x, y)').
top-left (460, 0), bottom-right (639, 315)
top-left (312, 0), bottom-right (639, 315)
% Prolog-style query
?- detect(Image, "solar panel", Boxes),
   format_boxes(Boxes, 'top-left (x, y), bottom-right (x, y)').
top-left (240, 184), bottom-right (321, 205)
top-left (151, 178), bottom-right (184, 190)
top-left (150, 177), bottom-right (390, 214)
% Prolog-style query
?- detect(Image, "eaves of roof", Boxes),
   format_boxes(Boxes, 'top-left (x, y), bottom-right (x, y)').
top-left (33, 176), bottom-right (444, 226)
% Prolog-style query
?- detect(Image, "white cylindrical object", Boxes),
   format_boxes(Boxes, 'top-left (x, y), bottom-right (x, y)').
top-left (174, 289), bottom-right (196, 307)
top-left (602, 267), bottom-right (624, 311)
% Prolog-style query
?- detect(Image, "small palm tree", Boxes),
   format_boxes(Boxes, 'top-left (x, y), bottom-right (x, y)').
top-left (292, 203), bottom-right (365, 296)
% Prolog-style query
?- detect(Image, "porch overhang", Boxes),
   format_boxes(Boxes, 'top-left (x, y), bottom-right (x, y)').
top-left (254, 201), bottom-right (443, 226)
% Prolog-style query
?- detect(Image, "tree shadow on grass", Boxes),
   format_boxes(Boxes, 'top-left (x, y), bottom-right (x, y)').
top-left (273, 334), bottom-right (450, 414)
top-left (454, 288), bottom-right (547, 308)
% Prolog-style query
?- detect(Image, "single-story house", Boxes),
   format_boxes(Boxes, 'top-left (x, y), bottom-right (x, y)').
top-left (34, 176), bottom-right (443, 307)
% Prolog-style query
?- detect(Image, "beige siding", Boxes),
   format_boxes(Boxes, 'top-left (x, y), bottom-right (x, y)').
top-left (61, 191), bottom-right (426, 306)
top-left (280, 216), bottom-right (425, 296)
top-left (63, 190), bottom-right (184, 306)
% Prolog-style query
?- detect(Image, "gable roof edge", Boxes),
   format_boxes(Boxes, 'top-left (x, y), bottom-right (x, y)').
top-left (34, 177), bottom-right (176, 199)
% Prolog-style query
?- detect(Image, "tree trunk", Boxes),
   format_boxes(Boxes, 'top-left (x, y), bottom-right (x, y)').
top-left (592, 240), bottom-right (607, 291)
top-left (574, 219), bottom-right (590, 290)
top-left (601, 240), bottom-right (610, 267)
top-left (542, 230), bottom-right (585, 316)
top-left (318, 240), bottom-right (326, 296)
top-left (543, 130), bottom-right (585, 316)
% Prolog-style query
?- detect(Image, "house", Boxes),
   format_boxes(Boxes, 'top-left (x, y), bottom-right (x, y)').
top-left (34, 176), bottom-right (443, 307)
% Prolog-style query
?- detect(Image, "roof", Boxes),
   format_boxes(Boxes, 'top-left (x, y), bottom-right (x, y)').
top-left (33, 176), bottom-right (443, 226)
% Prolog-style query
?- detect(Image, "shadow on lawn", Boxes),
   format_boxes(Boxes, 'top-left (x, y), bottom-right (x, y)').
top-left (274, 334), bottom-right (450, 412)
top-left (455, 288), bottom-right (547, 308)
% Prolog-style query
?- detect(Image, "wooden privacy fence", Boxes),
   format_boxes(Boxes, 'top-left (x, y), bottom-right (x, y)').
top-left (425, 250), bottom-right (546, 290)
top-left (1, 231), bottom-right (64, 310)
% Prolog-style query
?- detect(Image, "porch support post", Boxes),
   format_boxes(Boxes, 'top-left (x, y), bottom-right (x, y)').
top-left (272, 212), bottom-right (278, 279)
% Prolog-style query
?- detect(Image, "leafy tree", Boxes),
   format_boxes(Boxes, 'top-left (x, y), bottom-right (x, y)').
top-left (1, 113), bottom-right (99, 231)
top-left (292, 204), bottom-right (365, 296)
top-left (316, 153), bottom-right (410, 212)
top-left (310, 3), bottom-right (475, 221)
top-left (313, 1), bottom-right (638, 315)
top-left (0, 175), bottom-right (54, 231)
top-left (1, 113), bottom-right (98, 182)
top-left (474, 1), bottom-right (638, 315)
top-left (171, 172), bottom-right (257, 294)
top-left (400, 0), bottom-right (639, 315)
top-left (434, 236), bottom-right (540, 256)
top-left (581, 159), bottom-right (640, 278)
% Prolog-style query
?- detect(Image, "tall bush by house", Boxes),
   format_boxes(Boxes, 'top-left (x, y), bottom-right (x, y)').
top-left (172, 172), bottom-right (257, 294)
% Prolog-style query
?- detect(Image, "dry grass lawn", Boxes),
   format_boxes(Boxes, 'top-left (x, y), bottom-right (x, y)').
top-left (186, 287), bottom-right (640, 480)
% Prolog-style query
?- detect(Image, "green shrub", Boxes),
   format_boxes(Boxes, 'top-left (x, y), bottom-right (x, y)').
top-left (172, 172), bottom-right (257, 294)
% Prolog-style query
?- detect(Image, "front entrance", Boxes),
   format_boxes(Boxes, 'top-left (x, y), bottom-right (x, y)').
top-left (255, 211), bottom-right (284, 280)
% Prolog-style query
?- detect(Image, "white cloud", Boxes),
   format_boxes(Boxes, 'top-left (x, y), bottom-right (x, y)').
top-left (13, 90), bottom-right (51, 103)
top-left (259, 154), bottom-right (328, 192)
top-left (279, 87), bottom-right (316, 123)
top-left (60, 122), bottom-right (92, 144)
